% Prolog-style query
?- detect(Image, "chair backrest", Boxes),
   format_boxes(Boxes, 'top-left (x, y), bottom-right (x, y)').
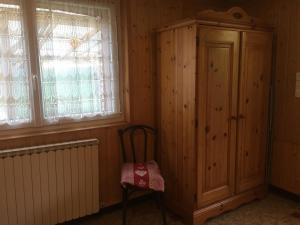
top-left (118, 125), bottom-right (157, 163)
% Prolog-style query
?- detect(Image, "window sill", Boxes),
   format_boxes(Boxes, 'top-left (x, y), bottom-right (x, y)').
top-left (0, 114), bottom-right (129, 141)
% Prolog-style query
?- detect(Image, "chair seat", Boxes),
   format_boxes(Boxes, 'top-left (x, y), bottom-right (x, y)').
top-left (121, 160), bottom-right (165, 192)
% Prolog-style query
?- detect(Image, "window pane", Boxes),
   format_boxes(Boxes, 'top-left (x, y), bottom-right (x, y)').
top-left (36, 1), bottom-right (120, 123)
top-left (0, 0), bottom-right (32, 126)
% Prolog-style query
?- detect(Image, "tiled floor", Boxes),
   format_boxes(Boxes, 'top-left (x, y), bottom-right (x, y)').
top-left (67, 193), bottom-right (300, 225)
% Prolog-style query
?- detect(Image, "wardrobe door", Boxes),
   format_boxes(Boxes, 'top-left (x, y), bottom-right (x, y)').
top-left (197, 28), bottom-right (240, 207)
top-left (236, 31), bottom-right (273, 193)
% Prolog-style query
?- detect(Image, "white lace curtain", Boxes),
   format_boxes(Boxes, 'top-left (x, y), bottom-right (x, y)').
top-left (0, 0), bottom-right (120, 127)
top-left (36, 0), bottom-right (120, 122)
top-left (0, 0), bottom-right (32, 126)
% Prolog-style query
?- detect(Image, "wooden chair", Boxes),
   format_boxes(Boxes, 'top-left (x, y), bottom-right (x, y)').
top-left (118, 125), bottom-right (167, 225)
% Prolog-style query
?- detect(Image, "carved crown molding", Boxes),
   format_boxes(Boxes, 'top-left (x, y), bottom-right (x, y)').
top-left (157, 7), bottom-right (272, 33)
top-left (196, 7), bottom-right (269, 28)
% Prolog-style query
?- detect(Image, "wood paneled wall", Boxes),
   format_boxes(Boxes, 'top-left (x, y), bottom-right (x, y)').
top-left (0, 0), bottom-right (226, 208)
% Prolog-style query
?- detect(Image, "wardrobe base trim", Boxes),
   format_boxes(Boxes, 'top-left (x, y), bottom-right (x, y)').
top-left (192, 185), bottom-right (267, 225)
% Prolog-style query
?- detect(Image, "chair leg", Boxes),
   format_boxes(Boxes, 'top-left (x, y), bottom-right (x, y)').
top-left (122, 188), bottom-right (128, 225)
top-left (156, 192), bottom-right (167, 225)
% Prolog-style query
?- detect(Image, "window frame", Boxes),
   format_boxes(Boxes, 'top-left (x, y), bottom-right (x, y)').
top-left (0, 0), bottom-right (130, 139)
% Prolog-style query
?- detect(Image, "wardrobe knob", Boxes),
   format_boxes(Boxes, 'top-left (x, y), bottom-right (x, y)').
top-left (239, 114), bottom-right (246, 119)
top-left (229, 116), bottom-right (237, 121)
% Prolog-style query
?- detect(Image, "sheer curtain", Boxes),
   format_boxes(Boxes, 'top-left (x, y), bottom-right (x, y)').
top-left (0, 0), bottom-right (32, 126)
top-left (36, 0), bottom-right (120, 123)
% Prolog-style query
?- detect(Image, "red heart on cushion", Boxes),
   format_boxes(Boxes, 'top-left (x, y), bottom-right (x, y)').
top-left (135, 170), bottom-right (147, 177)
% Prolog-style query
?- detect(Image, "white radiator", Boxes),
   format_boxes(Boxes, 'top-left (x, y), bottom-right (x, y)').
top-left (0, 139), bottom-right (100, 225)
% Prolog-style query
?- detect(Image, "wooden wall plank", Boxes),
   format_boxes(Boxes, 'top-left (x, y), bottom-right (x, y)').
top-left (0, 159), bottom-right (9, 225)
top-left (159, 29), bottom-right (177, 203)
top-left (272, 141), bottom-right (299, 194)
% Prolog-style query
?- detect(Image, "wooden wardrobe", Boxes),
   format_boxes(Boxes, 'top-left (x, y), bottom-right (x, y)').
top-left (157, 7), bottom-right (273, 225)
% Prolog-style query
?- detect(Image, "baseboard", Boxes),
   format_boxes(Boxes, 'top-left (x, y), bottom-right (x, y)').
top-left (269, 185), bottom-right (300, 202)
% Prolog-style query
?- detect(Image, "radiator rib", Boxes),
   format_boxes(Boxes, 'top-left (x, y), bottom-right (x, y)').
top-left (0, 139), bottom-right (100, 225)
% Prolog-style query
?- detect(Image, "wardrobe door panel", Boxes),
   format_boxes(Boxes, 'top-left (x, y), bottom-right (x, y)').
top-left (197, 28), bottom-right (240, 207)
top-left (236, 31), bottom-right (272, 193)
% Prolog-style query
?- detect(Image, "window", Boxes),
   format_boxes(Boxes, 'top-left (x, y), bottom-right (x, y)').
top-left (0, 1), bottom-right (32, 126)
top-left (0, 0), bottom-right (122, 131)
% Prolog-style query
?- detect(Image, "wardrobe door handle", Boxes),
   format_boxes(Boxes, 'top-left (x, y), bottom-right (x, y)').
top-left (229, 116), bottom-right (237, 121)
top-left (239, 114), bottom-right (246, 119)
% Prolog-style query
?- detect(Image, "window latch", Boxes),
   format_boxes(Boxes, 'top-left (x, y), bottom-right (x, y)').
top-left (32, 74), bottom-right (38, 91)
